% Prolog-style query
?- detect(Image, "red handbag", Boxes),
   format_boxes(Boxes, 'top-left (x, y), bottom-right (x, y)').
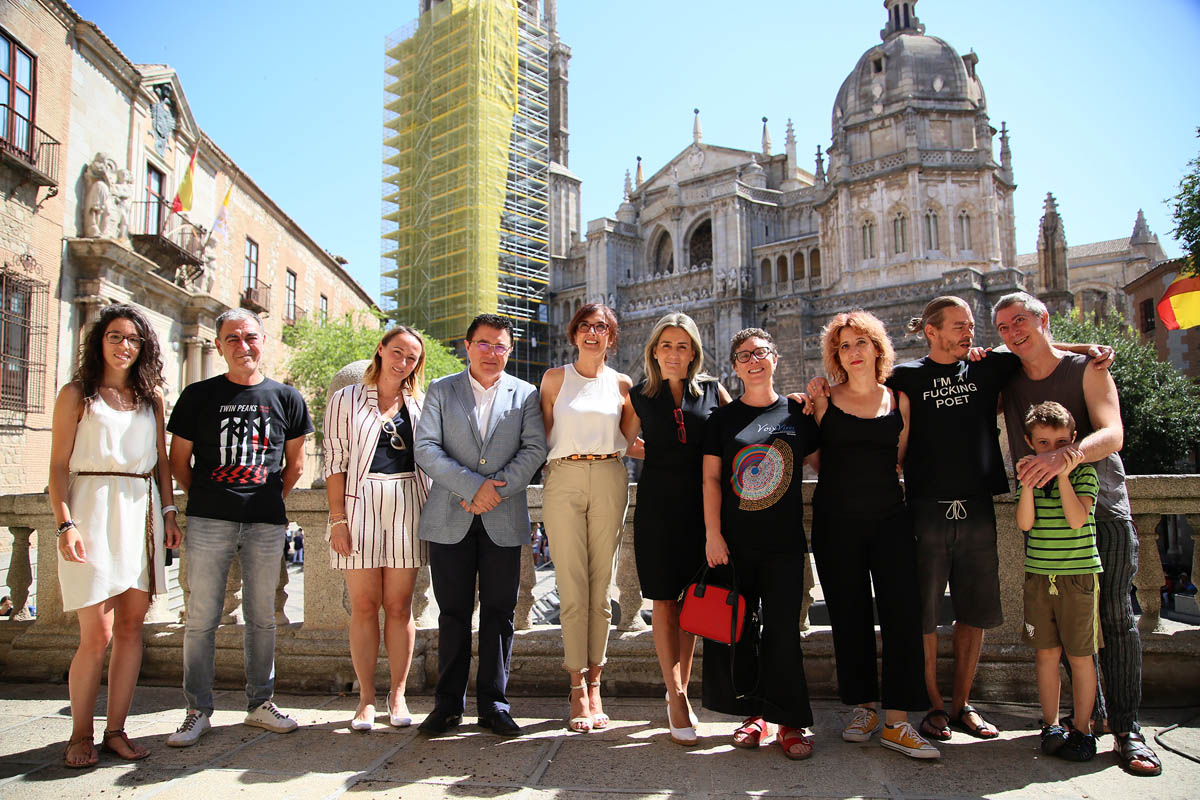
top-left (679, 566), bottom-right (747, 644)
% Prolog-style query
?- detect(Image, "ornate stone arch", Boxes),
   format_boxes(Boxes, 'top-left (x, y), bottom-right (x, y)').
top-left (646, 227), bottom-right (674, 274)
top-left (759, 257), bottom-right (771, 285)
top-left (809, 248), bottom-right (822, 280)
top-left (923, 199), bottom-right (945, 252)
top-left (886, 202), bottom-right (910, 256)
top-left (955, 203), bottom-right (977, 252)
top-left (793, 250), bottom-right (806, 280)
top-left (857, 213), bottom-right (879, 262)
top-left (776, 255), bottom-right (789, 283)
top-left (687, 217), bottom-right (713, 269)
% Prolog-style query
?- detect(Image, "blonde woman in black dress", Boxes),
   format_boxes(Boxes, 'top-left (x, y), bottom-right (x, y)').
top-left (628, 313), bottom-right (729, 745)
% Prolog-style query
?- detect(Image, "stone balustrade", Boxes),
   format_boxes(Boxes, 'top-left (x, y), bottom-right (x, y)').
top-left (1, 477), bottom-right (1198, 703)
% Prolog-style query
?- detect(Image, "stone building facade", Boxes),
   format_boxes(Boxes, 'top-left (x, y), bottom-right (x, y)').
top-left (548, 0), bottom-right (1029, 390)
top-left (0, 0), bottom-right (375, 494)
top-left (547, 0), bottom-right (1168, 392)
top-left (1124, 259), bottom-right (1200, 381)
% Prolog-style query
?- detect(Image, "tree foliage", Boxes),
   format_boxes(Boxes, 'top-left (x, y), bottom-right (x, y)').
top-left (1051, 309), bottom-right (1200, 473)
top-left (282, 311), bottom-right (463, 442)
top-left (1169, 126), bottom-right (1200, 277)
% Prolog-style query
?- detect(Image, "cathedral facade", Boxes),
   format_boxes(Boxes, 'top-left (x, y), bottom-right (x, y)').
top-left (546, 0), bottom-right (1158, 390)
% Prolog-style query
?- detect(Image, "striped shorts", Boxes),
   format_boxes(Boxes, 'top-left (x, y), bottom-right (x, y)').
top-left (331, 472), bottom-right (428, 570)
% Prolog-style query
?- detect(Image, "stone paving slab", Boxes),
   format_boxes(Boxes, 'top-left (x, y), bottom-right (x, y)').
top-left (0, 684), bottom-right (1196, 799)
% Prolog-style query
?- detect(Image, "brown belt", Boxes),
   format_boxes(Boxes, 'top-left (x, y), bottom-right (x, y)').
top-left (75, 470), bottom-right (157, 596)
top-left (565, 453), bottom-right (621, 461)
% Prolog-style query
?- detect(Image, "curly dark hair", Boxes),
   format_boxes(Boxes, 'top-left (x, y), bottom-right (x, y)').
top-left (74, 304), bottom-right (165, 407)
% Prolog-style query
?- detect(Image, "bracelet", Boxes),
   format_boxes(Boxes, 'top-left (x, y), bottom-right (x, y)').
top-left (329, 513), bottom-right (348, 524)
top-left (56, 520), bottom-right (77, 537)
top-left (162, 504), bottom-right (179, 516)
top-left (330, 520), bottom-right (349, 528)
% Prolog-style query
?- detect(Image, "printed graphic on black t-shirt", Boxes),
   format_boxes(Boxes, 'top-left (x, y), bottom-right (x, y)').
top-left (703, 397), bottom-right (818, 554)
top-left (213, 402), bottom-right (274, 485)
top-left (167, 376), bottom-right (313, 524)
top-left (886, 353), bottom-right (1020, 500)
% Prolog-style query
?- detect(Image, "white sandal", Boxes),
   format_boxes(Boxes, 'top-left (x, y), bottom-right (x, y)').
top-left (567, 682), bottom-right (592, 733)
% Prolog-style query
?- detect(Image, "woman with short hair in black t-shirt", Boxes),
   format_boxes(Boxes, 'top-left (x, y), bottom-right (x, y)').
top-left (701, 327), bottom-right (820, 760)
top-left (807, 310), bottom-right (938, 760)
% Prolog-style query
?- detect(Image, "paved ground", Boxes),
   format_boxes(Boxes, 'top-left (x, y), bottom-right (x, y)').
top-left (1, 684), bottom-right (1197, 799)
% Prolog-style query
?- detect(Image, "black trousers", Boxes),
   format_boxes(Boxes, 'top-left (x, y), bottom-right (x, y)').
top-left (428, 516), bottom-right (521, 716)
top-left (701, 548), bottom-right (814, 728)
top-left (812, 508), bottom-right (927, 711)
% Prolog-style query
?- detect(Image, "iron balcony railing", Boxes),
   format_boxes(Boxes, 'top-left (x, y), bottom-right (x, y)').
top-left (129, 201), bottom-right (206, 266)
top-left (0, 104), bottom-right (60, 186)
top-left (241, 277), bottom-right (271, 314)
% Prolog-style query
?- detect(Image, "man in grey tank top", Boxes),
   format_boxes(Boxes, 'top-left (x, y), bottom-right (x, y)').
top-left (993, 292), bottom-right (1161, 777)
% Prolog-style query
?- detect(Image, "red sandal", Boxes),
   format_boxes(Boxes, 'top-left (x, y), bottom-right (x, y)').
top-left (732, 716), bottom-right (770, 748)
top-left (778, 725), bottom-right (814, 760)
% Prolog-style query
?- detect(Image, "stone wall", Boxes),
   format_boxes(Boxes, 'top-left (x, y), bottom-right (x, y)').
top-left (2, 477), bottom-right (1199, 704)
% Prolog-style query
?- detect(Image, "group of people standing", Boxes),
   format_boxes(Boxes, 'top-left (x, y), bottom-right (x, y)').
top-left (46, 292), bottom-right (1161, 777)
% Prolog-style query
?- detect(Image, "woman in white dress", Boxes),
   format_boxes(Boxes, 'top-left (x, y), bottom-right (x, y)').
top-left (325, 326), bottom-right (430, 731)
top-left (48, 305), bottom-right (181, 767)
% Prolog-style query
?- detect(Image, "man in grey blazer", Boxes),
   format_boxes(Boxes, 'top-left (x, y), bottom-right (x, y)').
top-left (414, 314), bottom-right (547, 736)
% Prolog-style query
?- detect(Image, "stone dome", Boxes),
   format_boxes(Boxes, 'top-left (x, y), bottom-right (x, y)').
top-left (832, 3), bottom-right (985, 134)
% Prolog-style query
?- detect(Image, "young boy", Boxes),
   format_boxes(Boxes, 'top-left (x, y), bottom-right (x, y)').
top-left (1015, 401), bottom-right (1103, 762)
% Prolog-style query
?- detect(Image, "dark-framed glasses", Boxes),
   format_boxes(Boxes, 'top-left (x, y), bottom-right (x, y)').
top-left (577, 322), bottom-right (610, 335)
top-left (104, 331), bottom-right (143, 347)
top-left (381, 417), bottom-right (407, 451)
top-left (672, 407), bottom-right (687, 444)
top-left (733, 346), bottom-right (774, 364)
top-left (471, 341), bottom-right (509, 356)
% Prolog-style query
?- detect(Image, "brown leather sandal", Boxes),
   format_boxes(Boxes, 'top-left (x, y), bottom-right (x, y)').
top-left (64, 734), bottom-right (98, 769)
top-left (101, 728), bottom-right (150, 761)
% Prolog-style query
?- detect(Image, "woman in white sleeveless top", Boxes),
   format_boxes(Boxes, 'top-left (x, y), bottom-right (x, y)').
top-left (540, 303), bottom-right (637, 733)
top-left (49, 305), bottom-right (181, 768)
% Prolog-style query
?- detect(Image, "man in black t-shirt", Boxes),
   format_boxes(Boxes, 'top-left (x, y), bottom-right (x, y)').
top-left (165, 309), bottom-right (313, 747)
top-left (886, 297), bottom-right (1017, 741)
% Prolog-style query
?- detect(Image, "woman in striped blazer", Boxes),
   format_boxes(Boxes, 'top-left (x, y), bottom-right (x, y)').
top-left (325, 325), bottom-right (431, 732)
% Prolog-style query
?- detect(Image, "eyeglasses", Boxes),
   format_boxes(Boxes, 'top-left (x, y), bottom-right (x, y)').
top-left (471, 341), bottom-right (509, 356)
top-left (577, 322), bottom-right (610, 335)
top-left (673, 408), bottom-right (687, 444)
top-left (732, 346), bottom-right (775, 364)
top-left (104, 332), bottom-right (143, 347)
top-left (381, 417), bottom-right (408, 451)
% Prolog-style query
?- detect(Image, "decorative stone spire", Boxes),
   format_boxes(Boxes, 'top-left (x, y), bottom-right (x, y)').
top-left (1037, 192), bottom-right (1070, 299)
top-left (692, 108), bottom-right (702, 145)
top-left (785, 119), bottom-right (797, 172)
top-left (635, 155), bottom-right (643, 188)
top-left (623, 169), bottom-right (632, 200)
top-left (761, 117), bottom-right (772, 156)
top-left (815, 145), bottom-right (826, 185)
top-left (998, 121), bottom-right (1013, 182)
top-left (1130, 209), bottom-right (1155, 244)
top-left (881, 0), bottom-right (925, 41)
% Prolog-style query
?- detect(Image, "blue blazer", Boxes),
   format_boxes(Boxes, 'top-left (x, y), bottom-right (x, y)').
top-left (414, 369), bottom-right (547, 547)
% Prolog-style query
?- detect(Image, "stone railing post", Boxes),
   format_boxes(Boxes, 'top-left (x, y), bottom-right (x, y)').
top-left (275, 549), bottom-right (291, 625)
top-left (287, 492), bottom-right (349, 636)
top-left (994, 503), bottom-right (1027, 643)
top-left (6, 526), bottom-right (34, 620)
top-left (31, 513), bottom-right (69, 628)
top-left (518, 485), bottom-right (545, 631)
top-left (411, 566), bottom-right (436, 628)
top-left (1132, 513), bottom-right (1169, 635)
top-left (1190, 514), bottom-right (1200, 591)
top-left (615, 485), bottom-right (647, 632)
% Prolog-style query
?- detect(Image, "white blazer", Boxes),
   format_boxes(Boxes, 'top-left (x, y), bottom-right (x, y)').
top-left (323, 383), bottom-right (431, 536)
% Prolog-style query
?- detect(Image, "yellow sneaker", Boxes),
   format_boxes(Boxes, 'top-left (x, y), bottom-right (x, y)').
top-left (842, 706), bottom-right (881, 742)
top-left (881, 721), bottom-right (940, 759)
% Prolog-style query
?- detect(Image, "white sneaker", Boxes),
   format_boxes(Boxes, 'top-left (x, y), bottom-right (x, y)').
top-left (167, 710), bottom-right (211, 747)
top-left (244, 701), bottom-right (299, 733)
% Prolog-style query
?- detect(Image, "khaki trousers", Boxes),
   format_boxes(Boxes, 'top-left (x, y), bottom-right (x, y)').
top-left (542, 457), bottom-right (630, 672)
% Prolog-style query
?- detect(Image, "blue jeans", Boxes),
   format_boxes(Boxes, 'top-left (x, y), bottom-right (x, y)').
top-left (182, 516), bottom-right (285, 715)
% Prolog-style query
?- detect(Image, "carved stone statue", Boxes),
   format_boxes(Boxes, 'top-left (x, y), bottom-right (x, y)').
top-left (83, 153), bottom-right (118, 238)
top-left (111, 168), bottom-right (134, 240)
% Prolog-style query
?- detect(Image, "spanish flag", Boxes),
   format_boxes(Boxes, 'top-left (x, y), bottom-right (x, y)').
top-left (1157, 272), bottom-right (1200, 330)
top-left (171, 144), bottom-right (199, 214)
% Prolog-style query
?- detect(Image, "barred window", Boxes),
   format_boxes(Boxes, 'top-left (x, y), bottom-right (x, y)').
top-left (1, 267), bottom-right (49, 413)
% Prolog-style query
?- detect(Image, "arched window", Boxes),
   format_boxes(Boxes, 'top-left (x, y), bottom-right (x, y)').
top-left (957, 211), bottom-right (972, 251)
top-left (776, 255), bottom-right (788, 283)
top-left (689, 220), bottom-right (713, 268)
top-left (893, 213), bottom-right (908, 254)
top-left (925, 211), bottom-right (938, 250)
top-left (862, 220), bottom-right (875, 260)
top-left (653, 231), bottom-right (674, 273)
top-left (793, 250), bottom-right (806, 279)
top-left (760, 258), bottom-right (771, 285)
top-left (810, 249), bottom-right (821, 279)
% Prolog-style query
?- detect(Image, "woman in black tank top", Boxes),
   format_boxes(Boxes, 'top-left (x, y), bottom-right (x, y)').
top-left (808, 311), bottom-right (937, 760)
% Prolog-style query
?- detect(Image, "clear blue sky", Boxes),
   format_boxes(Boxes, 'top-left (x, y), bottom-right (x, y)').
top-left (69, 0), bottom-right (1200, 305)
